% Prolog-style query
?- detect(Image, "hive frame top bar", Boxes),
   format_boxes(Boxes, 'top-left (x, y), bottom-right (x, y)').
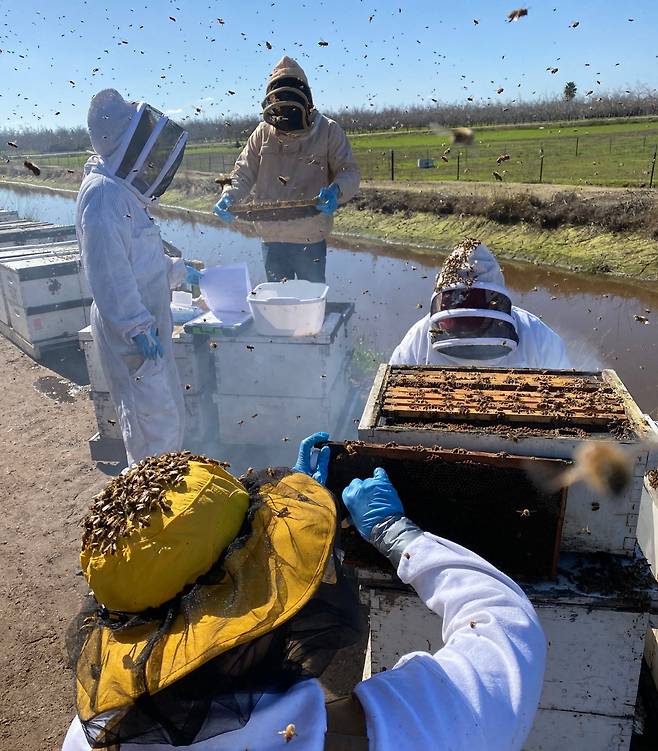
top-left (359, 365), bottom-right (653, 458)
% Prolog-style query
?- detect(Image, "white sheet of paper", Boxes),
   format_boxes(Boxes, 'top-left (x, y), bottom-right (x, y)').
top-left (200, 263), bottom-right (252, 325)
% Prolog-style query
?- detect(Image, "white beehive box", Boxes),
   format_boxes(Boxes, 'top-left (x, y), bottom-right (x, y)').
top-left (0, 254), bottom-right (91, 348)
top-left (637, 449), bottom-right (658, 706)
top-left (217, 364), bottom-right (353, 447)
top-left (358, 365), bottom-right (654, 557)
top-left (213, 304), bottom-right (355, 446)
top-left (0, 223), bottom-right (76, 247)
top-left (0, 242), bottom-right (79, 325)
top-left (214, 303), bottom-right (354, 400)
top-left (362, 567), bottom-right (658, 751)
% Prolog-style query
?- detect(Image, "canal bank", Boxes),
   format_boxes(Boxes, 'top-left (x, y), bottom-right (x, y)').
top-left (2, 165), bottom-right (658, 280)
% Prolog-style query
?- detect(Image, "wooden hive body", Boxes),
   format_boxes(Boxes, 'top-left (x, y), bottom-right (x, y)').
top-left (358, 365), bottom-right (657, 556)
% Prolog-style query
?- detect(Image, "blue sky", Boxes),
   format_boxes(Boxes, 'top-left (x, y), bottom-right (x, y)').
top-left (1, 0), bottom-right (657, 131)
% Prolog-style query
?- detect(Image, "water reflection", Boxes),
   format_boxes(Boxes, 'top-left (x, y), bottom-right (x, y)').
top-left (0, 185), bottom-right (656, 429)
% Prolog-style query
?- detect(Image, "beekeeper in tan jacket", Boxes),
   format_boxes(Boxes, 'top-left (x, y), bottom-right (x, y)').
top-left (213, 56), bottom-right (360, 283)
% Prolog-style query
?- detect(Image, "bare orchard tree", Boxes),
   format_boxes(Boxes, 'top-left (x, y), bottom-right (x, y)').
top-left (4, 88), bottom-right (658, 153)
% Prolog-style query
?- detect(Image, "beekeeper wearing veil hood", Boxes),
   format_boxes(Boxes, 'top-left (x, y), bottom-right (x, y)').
top-left (76, 89), bottom-right (199, 465)
top-left (391, 238), bottom-right (571, 369)
top-left (214, 56), bottom-right (360, 283)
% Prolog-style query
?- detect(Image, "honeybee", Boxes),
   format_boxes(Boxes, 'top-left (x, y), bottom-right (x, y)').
top-left (278, 723), bottom-right (297, 742)
top-left (507, 8), bottom-right (528, 22)
top-left (535, 440), bottom-right (656, 498)
top-left (451, 127), bottom-right (474, 146)
top-left (24, 160), bottom-right (41, 176)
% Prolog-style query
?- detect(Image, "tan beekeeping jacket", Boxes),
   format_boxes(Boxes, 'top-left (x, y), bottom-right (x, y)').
top-left (221, 112), bottom-right (360, 244)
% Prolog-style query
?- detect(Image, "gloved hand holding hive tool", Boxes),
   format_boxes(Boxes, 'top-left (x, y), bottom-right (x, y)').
top-left (293, 431), bottom-right (331, 485)
top-left (213, 193), bottom-right (235, 224)
top-left (315, 183), bottom-right (341, 215)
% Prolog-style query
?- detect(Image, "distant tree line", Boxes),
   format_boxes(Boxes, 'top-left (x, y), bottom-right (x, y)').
top-left (4, 87), bottom-right (658, 154)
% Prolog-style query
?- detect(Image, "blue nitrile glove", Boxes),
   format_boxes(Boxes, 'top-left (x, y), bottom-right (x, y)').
top-left (343, 467), bottom-right (422, 567)
top-left (132, 325), bottom-right (163, 361)
top-left (293, 431), bottom-right (331, 485)
top-left (213, 193), bottom-right (235, 224)
top-left (315, 183), bottom-right (341, 215)
top-left (185, 264), bottom-right (204, 285)
top-left (342, 467), bottom-right (404, 540)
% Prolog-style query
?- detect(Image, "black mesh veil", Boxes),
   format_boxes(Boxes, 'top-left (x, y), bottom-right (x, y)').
top-left (67, 468), bottom-right (362, 748)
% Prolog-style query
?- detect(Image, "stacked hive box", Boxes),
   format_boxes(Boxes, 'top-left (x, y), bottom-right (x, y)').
top-left (0, 221), bottom-right (76, 248)
top-left (0, 216), bottom-right (82, 357)
top-left (210, 303), bottom-right (356, 468)
top-left (349, 365), bottom-right (658, 751)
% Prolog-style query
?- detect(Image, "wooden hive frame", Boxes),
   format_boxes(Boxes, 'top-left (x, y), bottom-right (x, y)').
top-left (379, 367), bottom-right (629, 429)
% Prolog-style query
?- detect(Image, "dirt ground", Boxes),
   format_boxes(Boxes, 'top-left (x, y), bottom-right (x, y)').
top-left (0, 336), bottom-right (106, 749)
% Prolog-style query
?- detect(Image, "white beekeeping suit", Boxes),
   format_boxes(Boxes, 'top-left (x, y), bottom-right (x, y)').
top-left (391, 239), bottom-right (571, 369)
top-left (63, 531), bottom-right (545, 751)
top-left (76, 89), bottom-right (189, 465)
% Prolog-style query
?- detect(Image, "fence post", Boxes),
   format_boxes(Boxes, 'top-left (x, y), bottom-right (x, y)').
top-left (456, 152), bottom-right (460, 180)
top-left (650, 148), bottom-right (657, 189)
top-left (539, 150), bottom-right (544, 183)
top-left (575, 137), bottom-right (579, 157)
top-left (390, 149), bottom-right (395, 181)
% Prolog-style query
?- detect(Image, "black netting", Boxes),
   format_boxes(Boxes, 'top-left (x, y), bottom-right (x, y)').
top-left (67, 468), bottom-right (362, 748)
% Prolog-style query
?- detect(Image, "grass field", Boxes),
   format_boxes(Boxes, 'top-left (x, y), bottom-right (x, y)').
top-left (29, 116), bottom-right (658, 188)
top-left (350, 118), bottom-right (658, 187)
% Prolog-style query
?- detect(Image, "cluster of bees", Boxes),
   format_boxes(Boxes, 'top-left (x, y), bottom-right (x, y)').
top-left (81, 451), bottom-right (222, 555)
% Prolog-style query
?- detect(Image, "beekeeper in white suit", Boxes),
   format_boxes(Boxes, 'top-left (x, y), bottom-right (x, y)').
top-left (76, 89), bottom-right (202, 465)
top-left (391, 238), bottom-right (571, 368)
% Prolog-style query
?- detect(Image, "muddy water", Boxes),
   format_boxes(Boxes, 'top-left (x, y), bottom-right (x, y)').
top-left (1, 184), bottom-right (656, 418)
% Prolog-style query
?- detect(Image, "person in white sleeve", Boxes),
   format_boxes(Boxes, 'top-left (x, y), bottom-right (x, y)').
top-left (391, 237), bottom-right (571, 369)
top-left (76, 89), bottom-right (204, 465)
top-left (62, 434), bottom-right (546, 751)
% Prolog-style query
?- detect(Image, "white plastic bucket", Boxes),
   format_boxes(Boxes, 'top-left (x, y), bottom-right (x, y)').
top-left (247, 281), bottom-right (329, 337)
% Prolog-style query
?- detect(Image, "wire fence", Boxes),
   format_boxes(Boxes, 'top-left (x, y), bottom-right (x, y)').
top-left (31, 131), bottom-right (658, 188)
top-left (353, 133), bottom-right (658, 187)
